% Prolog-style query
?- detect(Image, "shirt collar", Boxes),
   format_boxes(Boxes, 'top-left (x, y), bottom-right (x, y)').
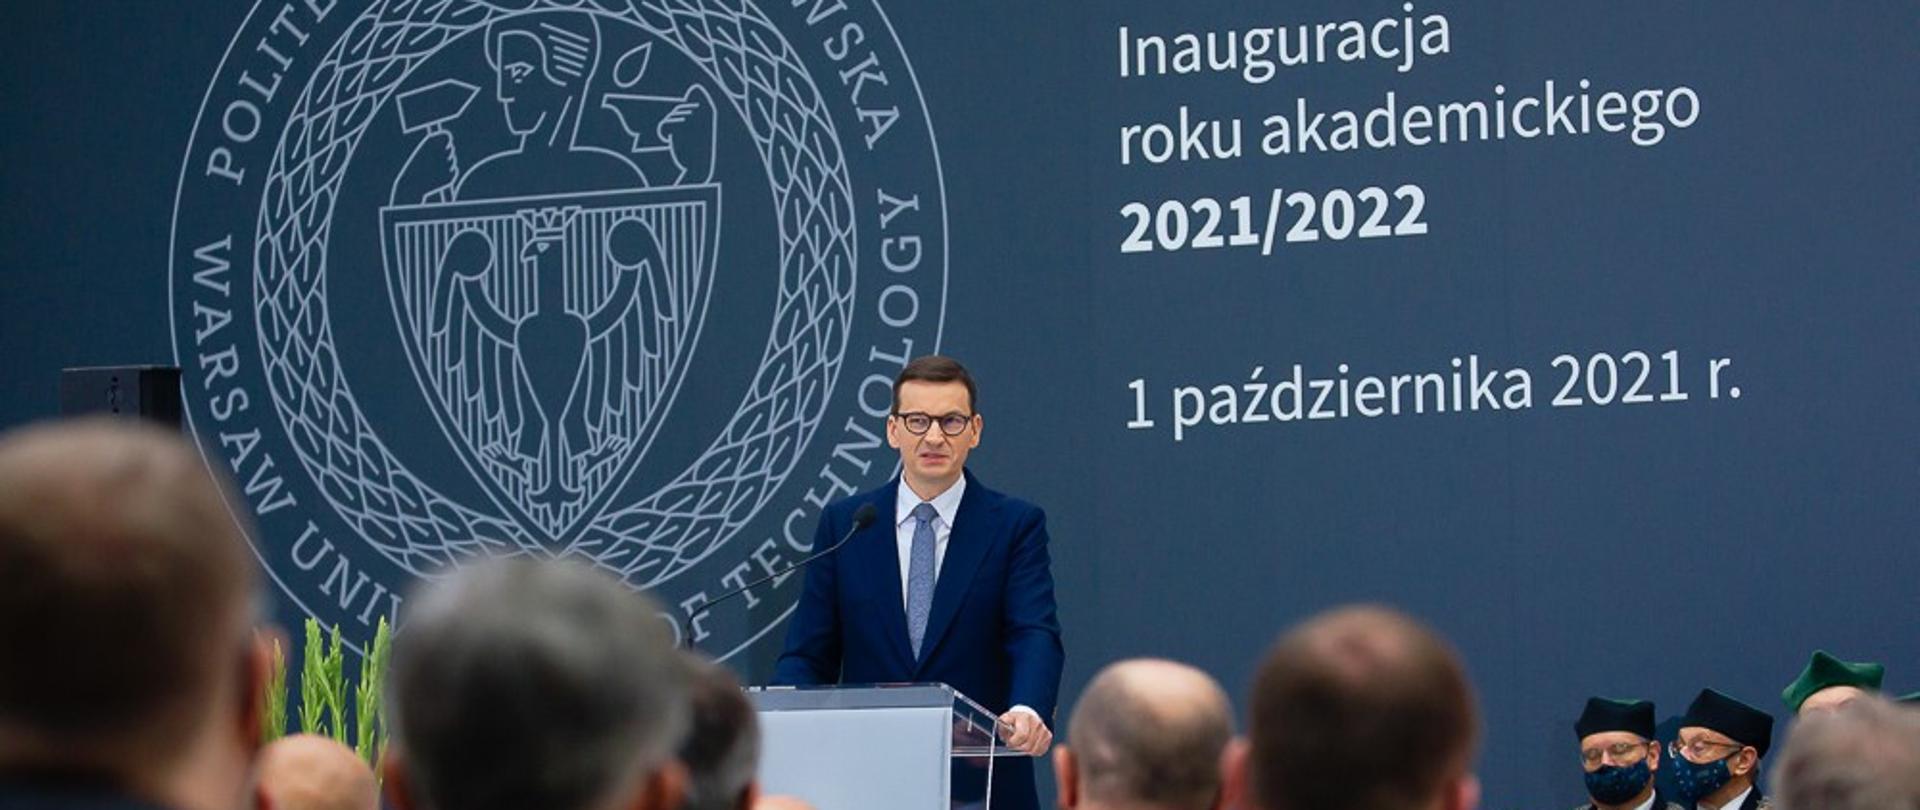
top-left (1704, 786), bottom-right (1752, 810)
top-left (896, 475), bottom-right (965, 527)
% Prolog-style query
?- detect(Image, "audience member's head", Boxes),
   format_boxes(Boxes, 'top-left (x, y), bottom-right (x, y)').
top-left (1573, 698), bottom-right (1662, 809)
top-left (678, 655), bottom-right (761, 810)
top-left (1771, 695), bottom-right (1920, 810)
top-left (0, 419), bottom-right (269, 810)
top-left (1670, 688), bottom-right (1773, 807)
top-left (751, 797), bottom-right (817, 810)
top-left (1053, 658), bottom-right (1233, 810)
top-left (1782, 651), bottom-right (1884, 716)
top-left (1231, 605), bottom-right (1479, 810)
top-left (384, 557), bottom-right (691, 810)
top-left (257, 734), bottom-right (378, 810)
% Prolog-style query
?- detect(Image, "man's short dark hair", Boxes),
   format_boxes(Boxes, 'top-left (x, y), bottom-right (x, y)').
top-left (388, 558), bottom-right (690, 810)
top-left (893, 355), bottom-right (977, 413)
top-left (1068, 659), bottom-right (1232, 810)
top-left (1248, 605), bottom-right (1478, 810)
top-left (0, 419), bottom-right (256, 756)
top-left (678, 656), bottom-right (761, 810)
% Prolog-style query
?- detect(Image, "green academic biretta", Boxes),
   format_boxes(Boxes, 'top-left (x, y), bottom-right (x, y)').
top-left (1781, 650), bottom-right (1885, 711)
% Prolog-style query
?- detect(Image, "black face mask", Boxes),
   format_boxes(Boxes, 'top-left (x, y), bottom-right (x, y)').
top-left (1584, 760), bottom-right (1652, 805)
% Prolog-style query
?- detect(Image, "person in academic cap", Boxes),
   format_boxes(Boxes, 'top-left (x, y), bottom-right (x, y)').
top-left (1780, 650), bottom-right (1884, 715)
top-left (1668, 689), bottom-right (1774, 810)
top-left (1571, 698), bottom-right (1681, 810)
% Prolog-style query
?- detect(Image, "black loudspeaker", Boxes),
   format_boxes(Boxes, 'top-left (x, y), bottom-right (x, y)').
top-left (59, 366), bottom-right (184, 428)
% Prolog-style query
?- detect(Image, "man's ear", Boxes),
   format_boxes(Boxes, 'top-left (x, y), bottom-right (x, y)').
top-left (736, 778), bottom-right (761, 810)
top-left (239, 628), bottom-right (279, 750)
top-left (382, 752), bottom-right (419, 810)
top-left (1648, 742), bottom-right (1661, 772)
top-left (1051, 745), bottom-right (1077, 809)
top-left (1730, 747), bottom-right (1758, 777)
top-left (634, 759), bottom-right (688, 810)
top-left (1447, 773), bottom-right (1481, 810)
top-left (1220, 737), bottom-right (1252, 810)
top-left (1211, 738), bottom-right (1246, 810)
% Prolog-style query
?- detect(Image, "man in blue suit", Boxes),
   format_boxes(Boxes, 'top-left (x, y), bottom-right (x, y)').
top-left (774, 355), bottom-right (1064, 810)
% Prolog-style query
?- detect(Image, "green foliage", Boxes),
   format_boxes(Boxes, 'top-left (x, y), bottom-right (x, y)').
top-left (299, 619), bottom-right (329, 736)
top-left (277, 617), bottom-right (393, 767)
top-left (325, 624), bottom-right (348, 744)
top-left (354, 616), bottom-right (392, 764)
top-left (261, 637), bottom-right (287, 743)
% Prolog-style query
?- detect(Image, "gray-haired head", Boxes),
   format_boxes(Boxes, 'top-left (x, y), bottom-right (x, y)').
top-left (1772, 694), bottom-right (1920, 810)
top-left (678, 655), bottom-right (761, 810)
top-left (1061, 658), bottom-right (1234, 810)
top-left (387, 557), bottom-right (690, 810)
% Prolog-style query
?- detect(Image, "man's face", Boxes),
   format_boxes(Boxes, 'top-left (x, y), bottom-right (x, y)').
top-left (1579, 731), bottom-right (1658, 773)
top-left (494, 31), bottom-right (564, 135)
top-left (1674, 726), bottom-right (1755, 775)
top-left (1798, 685), bottom-right (1866, 715)
top-left (887, 380), bottom-right (980, 493)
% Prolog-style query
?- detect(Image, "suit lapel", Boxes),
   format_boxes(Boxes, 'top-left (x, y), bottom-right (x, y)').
top-left (913, 472), bottom-right (993, 672)
top-left (861, 483), bottom-right (916, 671)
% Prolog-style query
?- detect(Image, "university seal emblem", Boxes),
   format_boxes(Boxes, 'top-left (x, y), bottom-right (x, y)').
top-left (170, 0), bottom-right (947, 658)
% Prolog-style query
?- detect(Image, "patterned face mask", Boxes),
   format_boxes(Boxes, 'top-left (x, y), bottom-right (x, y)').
top-left (1668, 751), bottom-right (1734, 803)
top-left (1584, 760), bottom-right (1652, 805)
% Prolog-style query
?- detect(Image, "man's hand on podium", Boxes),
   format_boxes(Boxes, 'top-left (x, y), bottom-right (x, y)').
top-left (997, 709), bottom-right (1052, 756)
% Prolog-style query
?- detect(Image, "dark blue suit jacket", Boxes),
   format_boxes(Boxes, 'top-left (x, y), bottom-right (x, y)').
top-left (773, 469), bottom-right (1064, 810)
top-left (0, 776), bottom-right (176, 810)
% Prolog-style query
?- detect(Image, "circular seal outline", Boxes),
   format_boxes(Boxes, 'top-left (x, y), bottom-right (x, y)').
top-left (170, 0), bottom-right (950, 663)
top-left (253, 0), bottom-right (859, 587)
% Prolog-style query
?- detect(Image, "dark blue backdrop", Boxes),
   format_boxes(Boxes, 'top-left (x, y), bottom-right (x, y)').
top-left (4, 2), bottom-right (1916, 806)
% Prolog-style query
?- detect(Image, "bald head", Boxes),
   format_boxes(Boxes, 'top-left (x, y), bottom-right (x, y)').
top-left (1060, 659), bottom-right (1233, 810)
top-left (0, 419), bottom-right (256, 764)
top-left (1247, 605), bottom-right (1478, 810)
top-left (752, 797), bottom-right (817, 810)
top-left (259, 735), bottom-right (379, 810)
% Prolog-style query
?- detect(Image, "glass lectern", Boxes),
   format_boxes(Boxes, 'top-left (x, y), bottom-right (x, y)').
top-left (749, 683), bottom-right (1022, 810)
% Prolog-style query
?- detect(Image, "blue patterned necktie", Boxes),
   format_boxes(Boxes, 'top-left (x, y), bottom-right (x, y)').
top-left (906, 502), bottom-right (938, 658)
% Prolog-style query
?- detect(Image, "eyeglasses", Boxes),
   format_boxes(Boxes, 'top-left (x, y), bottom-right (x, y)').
top-left (1580, 741), bottom-right (1651, 768)
top-left (1668, 737), bottom-right (1744, 762)
top-left (893, 411), bottom-right (974, 436)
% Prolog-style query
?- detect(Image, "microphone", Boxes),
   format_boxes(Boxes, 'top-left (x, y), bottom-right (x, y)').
top-left (683, 502), bottom-right (879, 640)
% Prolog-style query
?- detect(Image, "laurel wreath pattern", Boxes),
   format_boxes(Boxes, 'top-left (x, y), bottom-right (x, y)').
top-left (254, 0), bottom-right (858, 583)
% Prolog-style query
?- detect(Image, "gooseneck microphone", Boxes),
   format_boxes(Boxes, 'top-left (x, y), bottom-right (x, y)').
top-left (683, 502), bottom-right (879, 642)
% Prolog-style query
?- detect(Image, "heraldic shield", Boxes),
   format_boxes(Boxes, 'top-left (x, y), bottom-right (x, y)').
top-left (380, 184), bottom-right (720, 545)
